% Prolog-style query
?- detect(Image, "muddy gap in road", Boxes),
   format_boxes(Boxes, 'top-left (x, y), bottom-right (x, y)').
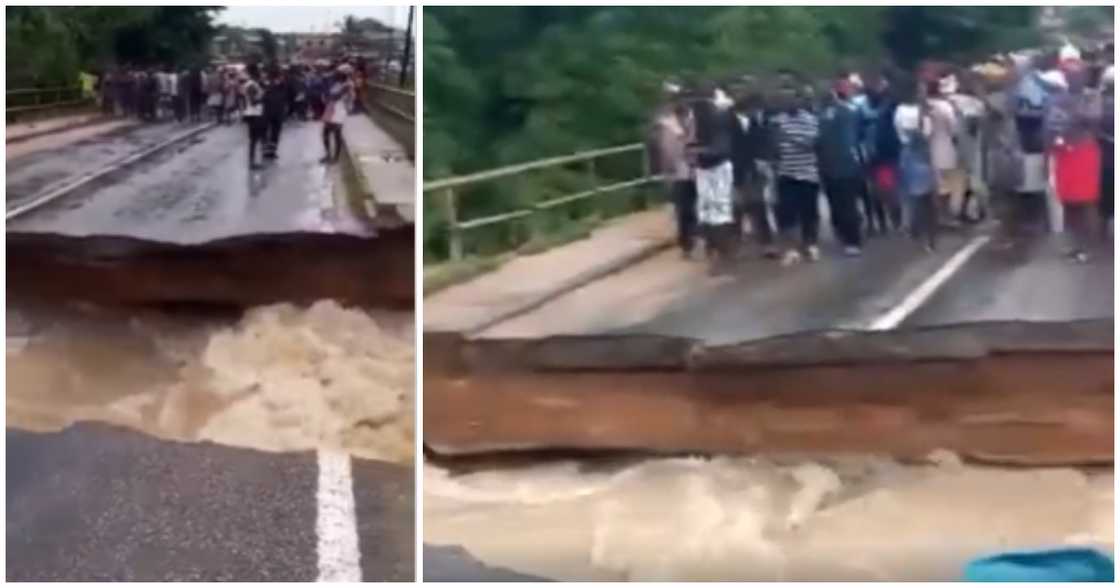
top-left (7, 298), bottom-right (414, 464)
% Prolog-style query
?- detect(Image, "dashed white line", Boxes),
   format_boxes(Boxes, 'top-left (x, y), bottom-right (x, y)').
top-left (867, 235), bottom-right (991, 331)
top-left (316, 450), bottom-right (362, 582)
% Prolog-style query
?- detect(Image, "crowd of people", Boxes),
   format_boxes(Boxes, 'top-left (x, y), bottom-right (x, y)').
top-left (647, 42), bottom-right (1114, 274)
top-left (94, 56), bottom-right (369, 169)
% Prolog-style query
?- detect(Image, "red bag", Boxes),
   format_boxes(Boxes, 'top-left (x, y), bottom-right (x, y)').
top-left (1052, 137), bottom-right (1100, 204)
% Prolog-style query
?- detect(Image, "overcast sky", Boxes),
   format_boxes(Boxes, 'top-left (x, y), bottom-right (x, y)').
top-left (215, 6), bottom-right (412, 33)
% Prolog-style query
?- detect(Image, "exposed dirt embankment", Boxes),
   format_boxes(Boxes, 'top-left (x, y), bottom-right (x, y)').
top-left (7, 229), bottom-right (414, 309)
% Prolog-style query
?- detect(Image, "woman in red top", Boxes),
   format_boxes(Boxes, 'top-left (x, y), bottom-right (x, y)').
top-left (1045, 65), bottom-right (1103, 263)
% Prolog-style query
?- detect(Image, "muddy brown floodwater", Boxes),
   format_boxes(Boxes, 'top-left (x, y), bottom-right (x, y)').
top-left (425, 453), bottom-right (1113, 581)
top-left (7, 299), bottom-right (414, 464)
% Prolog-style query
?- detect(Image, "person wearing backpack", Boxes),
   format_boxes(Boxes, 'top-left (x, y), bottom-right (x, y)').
top-left (894, 76), bottom-right (939, 252)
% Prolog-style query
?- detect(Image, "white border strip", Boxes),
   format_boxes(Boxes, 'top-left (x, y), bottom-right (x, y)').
top-left (868, 235), bottom-right (991, 331)
top-left (316, 450), bottom-right (362, 582)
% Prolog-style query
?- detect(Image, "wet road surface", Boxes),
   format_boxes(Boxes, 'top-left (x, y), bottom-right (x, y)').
top-left (479, 224), bottom-right (1114, 344)
top-left (8, 119), bottom-right (370, 242)
top-left (6, 122), bottom-right (202, 210)
top-left (6, 424), bottom-right (413, 581)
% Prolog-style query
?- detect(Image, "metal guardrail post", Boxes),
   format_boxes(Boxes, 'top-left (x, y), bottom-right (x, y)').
top-left (444, 188), bottom-right (462, 260)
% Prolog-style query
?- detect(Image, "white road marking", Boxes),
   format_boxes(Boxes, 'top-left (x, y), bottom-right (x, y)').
top-left (316, 450), bottom-right (362, 582)
top-left (867, 235), bottom-right (991, 331)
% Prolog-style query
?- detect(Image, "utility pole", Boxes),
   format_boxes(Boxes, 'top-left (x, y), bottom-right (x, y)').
top-left (399, 5), bottom-right (415, 88)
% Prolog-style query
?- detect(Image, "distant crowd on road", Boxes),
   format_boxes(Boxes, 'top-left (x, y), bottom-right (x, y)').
top-left (647, 41), bottom-right (1114, 274)
top-left (94, 56), bottom-right (369, 169)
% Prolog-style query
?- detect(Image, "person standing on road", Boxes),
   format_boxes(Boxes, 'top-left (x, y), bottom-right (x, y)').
top-left (1045, 63), bottom-right (1102, 263)
top-left (732, 91), bottom-right (778, 258)
top-left (171, 68), bottom-right (186, 123)
top-left (867, 73), bottom-right (904, 233)
top-left (647, 88), bottom-right (697, 259)
top-left (207, 67), bottom-right (224, 123)
top-left (187, 67), bottom-right (205, 122)
top-left (926, 76), bottom-right (965, 228)
top-left (262, 66), bottom-right (289, 161)
top-left (895, 75), bottom-right (939, 252)
top-left (947, 72), bottom-right (990, 223)
top-left (690, 83), bottom-right (739, 274)
top-left (770, 82), bottom-right (823, 266)
top-left (242, 65), bottom-right (266, 171)
top-left (320, 65), bottom-right (354, 164)
top-left (288, 65), bottom-right (307, 121)
top-left (223, 69), bottom-right (240, 126)
top-left (817, 75), bottom-right (866, 256)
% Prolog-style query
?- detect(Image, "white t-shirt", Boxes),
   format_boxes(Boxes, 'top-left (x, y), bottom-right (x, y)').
top-left (894, 103), bottom-right (932, 144)
top-left (927, 97), bottom-right (959, 170)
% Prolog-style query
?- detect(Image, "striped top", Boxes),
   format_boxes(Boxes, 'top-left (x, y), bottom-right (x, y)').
top-left (771, 110), bottom-right (820, 183)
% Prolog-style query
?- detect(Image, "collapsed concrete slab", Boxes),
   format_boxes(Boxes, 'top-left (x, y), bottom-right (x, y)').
top-left (7, 228), bottom-right (414, 309)
top-left (425, 320), bottom-right (1114, 466)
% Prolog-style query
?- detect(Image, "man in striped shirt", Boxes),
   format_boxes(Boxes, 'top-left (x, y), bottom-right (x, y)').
top-left (769, 84), bottom-right (822, 266)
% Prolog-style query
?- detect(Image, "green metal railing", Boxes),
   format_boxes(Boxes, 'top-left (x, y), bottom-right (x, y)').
top-left (424, 143), bottom-right (658, 261)
top-left (6, 86), bottom-right (91, 118)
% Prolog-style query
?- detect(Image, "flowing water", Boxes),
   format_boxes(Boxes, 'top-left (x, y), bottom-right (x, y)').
top-left (425, 453), bottom-right (1113, 581)
top-left (7, 299), bottom-right (414, 464)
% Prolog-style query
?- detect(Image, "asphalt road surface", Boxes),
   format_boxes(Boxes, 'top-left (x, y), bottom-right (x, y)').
top-left (479, 221), bottom-right (1114, 344)
top-left (6, 424), bottom-right (413, 581)
top-left (7, 118), bottom-right (370, 242)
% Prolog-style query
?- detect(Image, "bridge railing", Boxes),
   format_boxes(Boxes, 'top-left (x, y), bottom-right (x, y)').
top-left (6, 86), bottom-right (91, 119)
top-left (366, 82), bottom-right (414, 123)
top-left (424, 143), bottom-right (659, 261)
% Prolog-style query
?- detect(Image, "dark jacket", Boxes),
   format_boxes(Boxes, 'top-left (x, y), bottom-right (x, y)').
top-left (692, 100), bottom-right (734, 169)
top-left (263, 79), bottom-right (288, 119)
top-left (816, 100), bottom-right (863, 179)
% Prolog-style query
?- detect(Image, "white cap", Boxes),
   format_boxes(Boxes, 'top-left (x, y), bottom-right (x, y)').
top-left (662, 81), bottom-right (681, 94)
top-left (848, 73), bottom-right (864, 89)
top-left (1103, 66), bottom-right (1115, 87)
top-left (1059, 43), bottom-right (1082, 62)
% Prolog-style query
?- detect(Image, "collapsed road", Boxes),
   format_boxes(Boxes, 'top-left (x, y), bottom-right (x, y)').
top-left (423, 202), bottom-right (1114, 579)
top-left (7, 113), bottom-right (416, 581)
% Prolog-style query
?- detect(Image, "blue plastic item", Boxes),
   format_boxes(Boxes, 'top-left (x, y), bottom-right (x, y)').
top-left (963, 547), bottom-right (1114, 582)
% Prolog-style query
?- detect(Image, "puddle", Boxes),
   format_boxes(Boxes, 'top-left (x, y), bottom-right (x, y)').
top-left (425, 455), bottom-right (1113, 581)
top-left (7, 299), bottom-right (414, 464)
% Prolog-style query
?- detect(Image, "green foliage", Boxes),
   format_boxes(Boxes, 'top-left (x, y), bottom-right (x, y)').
top-left (882, 6), bottom-right (1040, 68)
top-left (1061, 6), bottom-right (1115, 40)
top-left (6, 6), bottom-right (222, 87)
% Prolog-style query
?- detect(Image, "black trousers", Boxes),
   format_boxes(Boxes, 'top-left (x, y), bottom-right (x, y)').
top-left (909, 192), bottom-right (938, 248)
top-left (265, 116), bottom-right (284, 158)
top-left (246, 116), bottom-right (266, 165)
top-left (776, 177), bottom-right (820, 248)
top-left (822, 176), bottom-right (864, 247)
top-left (322, 122), bottom-right (344, 161)
top-left (670, 180), bottom-right (698, 254)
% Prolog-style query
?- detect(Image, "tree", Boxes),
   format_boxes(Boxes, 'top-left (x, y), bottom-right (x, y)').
top-left (257, 28), bottom-right (277, 63)
top-left (881, 6), bottom-right (1040, 69)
